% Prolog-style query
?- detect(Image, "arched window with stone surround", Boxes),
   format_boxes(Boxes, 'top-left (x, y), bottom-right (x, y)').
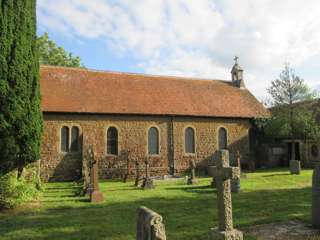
top-left (61, 126), bottom-right (69, 152)
top-left (148, 127), bottom-right (159, 155)
top-left (107, 127), bottom-right (118, 155)
top-left (218, 127), bottom-right (228, 150)
top-left (71, 126), bottom-right (80, 152)
top-left (185, 127), bottom-right (195, 154)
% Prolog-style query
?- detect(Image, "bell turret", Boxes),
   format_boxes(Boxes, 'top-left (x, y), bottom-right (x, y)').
top-left (231, 56), bottom-right (245, 88)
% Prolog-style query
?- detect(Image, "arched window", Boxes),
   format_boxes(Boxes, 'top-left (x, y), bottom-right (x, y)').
top-left (218, 127), bottom-right (228, 150)
top-left (148, 127), bottom-right (159, 155)
top-left (107, 127), bottom-right (118, 155)
top-left (71, 126), bottom-right (80, 152)
top-left (185, 127), bottom-right (195, 154)
top-left (61, 126), bottom-right (69, 152)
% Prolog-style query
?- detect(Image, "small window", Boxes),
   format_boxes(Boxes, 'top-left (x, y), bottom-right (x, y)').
top-left (148, 127), bottom-right (159, 155)
top-left (218, 127), bottom-right (228, 150)
top-left (185, 127), bottom-right (195, 154)
top-left (71, 127), bottom-right (80, 152)
top-left (107, 127), bottom-right (118, 155)
top-left (311, 145), bottom-right (319, 158)
top-left (61, 126), bottom-right (69, 152)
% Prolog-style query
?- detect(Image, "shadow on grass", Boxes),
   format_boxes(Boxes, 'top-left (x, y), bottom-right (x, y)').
top-left (262, 173), bottom-right (291, 177)
top-left (0, 182), bottom-right (313, 240)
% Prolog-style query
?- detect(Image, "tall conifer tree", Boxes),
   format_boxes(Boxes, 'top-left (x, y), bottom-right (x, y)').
top-left (0, 0), bottom-right (42, 175)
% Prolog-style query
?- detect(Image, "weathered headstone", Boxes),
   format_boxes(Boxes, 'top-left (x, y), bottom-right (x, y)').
top-left (208, 150), bottom-right (243, 240)
top-left (136, 206), bottom-right (166, 240)
top-left (312, 163), bottom-right (320, 229)
top-left (142, 158), bottom-right (154, 189)
top-left (290, 160), bottom-right (301, 175)
top-left (231, 151), bottom-right (241, 193)
top-left (87, 146), bottom-right (104, 203)
top-left (122, 150), bottom-right (131, 183)
top-left (135, 161), bottom-right (141, 187)
top-left (85, 145), bottom-right (95, 195)
top-left (187, 159), bottom-right (198, 185)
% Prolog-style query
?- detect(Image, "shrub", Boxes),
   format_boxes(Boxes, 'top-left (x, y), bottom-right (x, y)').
top-left (0, 170), bottom-right (40, 209)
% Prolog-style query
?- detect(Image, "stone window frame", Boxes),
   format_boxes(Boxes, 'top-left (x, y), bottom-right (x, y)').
top-left (59, 124), bottom-right (82, 154)
top-left (183, 125), bottom-right (197, 156)
top-left (105, 124), bottom-right (121, 156)
top-left (146, 125), bottom-right (161, 156)
top-left (216, 126), bottom-right (228, 150)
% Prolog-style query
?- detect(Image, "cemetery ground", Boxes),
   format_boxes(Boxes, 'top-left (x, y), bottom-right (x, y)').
top-left (0, 169), bottom-right (319, 240)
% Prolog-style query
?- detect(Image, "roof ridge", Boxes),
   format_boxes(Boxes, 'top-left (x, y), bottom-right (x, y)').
top-left (40, 65), bottom-right (231, 84)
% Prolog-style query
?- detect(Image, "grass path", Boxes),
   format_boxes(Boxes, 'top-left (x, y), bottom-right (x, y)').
top-left (0, 169), bottom-right (314, 240)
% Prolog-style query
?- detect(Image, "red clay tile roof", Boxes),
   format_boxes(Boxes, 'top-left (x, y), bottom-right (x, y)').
top-left (40, 65), bottom-right (270, 118)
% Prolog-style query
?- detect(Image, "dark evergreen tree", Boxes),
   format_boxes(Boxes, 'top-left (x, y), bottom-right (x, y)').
top-left (0, 0), bottom-right (42, 175)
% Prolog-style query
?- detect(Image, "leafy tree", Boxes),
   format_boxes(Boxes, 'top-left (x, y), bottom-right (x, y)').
top-left (0, 0), bottom-right (42, 175)
top-left (37, 32), bottom-right (84, 67)
top-left (266, 64), bottom-right (319, 159)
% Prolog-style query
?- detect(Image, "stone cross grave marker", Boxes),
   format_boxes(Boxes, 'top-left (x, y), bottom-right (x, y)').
top-left (85, 145), bottom-right (95, 195)
top-left (312, 163), bottom-right (320, 229)
top-left (136, 206), bottom-right (166, 240)
top-left (187, 159), bottom-right (198, 185)
top-left (122, 150), bottom-right (131, 183)
top-left (142, 158), bottom-right (154, 189)
top-left (135, 161), bottom-right (141, 187)
top-left (208, 150), bottom-right (243, 240)
top-left (87, 145), bottom-right (104, 203)
top-left (231, 151), bottom-right (241, 193)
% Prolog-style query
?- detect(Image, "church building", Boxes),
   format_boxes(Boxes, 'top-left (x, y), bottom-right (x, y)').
top-left (40, 60), bottom-right (269, 181)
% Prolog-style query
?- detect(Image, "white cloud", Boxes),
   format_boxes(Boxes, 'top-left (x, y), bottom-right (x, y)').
top-left (38, 0), bottom-right (320, 99)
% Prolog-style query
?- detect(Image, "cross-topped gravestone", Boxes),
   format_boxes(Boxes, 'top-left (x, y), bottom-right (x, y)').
top-left (187, 159), bottom-right (198, 185)
top-left (85, 145), bottom-right (95, 195)
top-left (231, 151), bottom-right (241, 193)
top-left (134, 161), bottom-right (141, 187)
top-left (208, 150), bottom-right (243, 240)
top-left (122, 150), bottom-right (131, 183)
top-left (87, 145), bottom-right (104, 203)
top-left (142, 158), bottom-right (154, 189)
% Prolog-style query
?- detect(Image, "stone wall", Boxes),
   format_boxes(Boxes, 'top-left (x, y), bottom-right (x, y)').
top-left (41, 113), bottom-right (251, 181)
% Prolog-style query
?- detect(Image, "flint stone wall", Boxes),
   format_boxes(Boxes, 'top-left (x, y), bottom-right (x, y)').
top-left (41, 113), bottom-right (251, 182)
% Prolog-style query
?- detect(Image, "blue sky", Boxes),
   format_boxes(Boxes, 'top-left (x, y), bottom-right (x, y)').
top-left (37, 0), bottom-right (320, 100)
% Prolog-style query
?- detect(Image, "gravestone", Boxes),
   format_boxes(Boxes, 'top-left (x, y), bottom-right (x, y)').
top-left (136, 206), bottom-right (166, 240)
top-left (135, 161), bottom-right (142, 187)
top-left (85, 145), bottom-right (95, 195)
top-left (312, 163), bottom-right (320, 229)
top-left (87, 146), bottom-right (104, 203)
top-left (208, 150), bottom-right (243, 240)
top-left (142, 158), bottom-right (154, 189)
top-left (81, 154), bottom-right (90, 195)
top-left (187, 159), bottom-right (198, 185)
top-left (231, 151), bottom-right (241, 193)
top-left (122, 150), bottom-right (131, 183)
top-left (290, 160), bottom-right (301, 175)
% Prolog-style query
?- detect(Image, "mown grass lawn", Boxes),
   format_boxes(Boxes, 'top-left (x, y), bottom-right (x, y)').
top-left (0, 169), bottom-right (315, 240)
